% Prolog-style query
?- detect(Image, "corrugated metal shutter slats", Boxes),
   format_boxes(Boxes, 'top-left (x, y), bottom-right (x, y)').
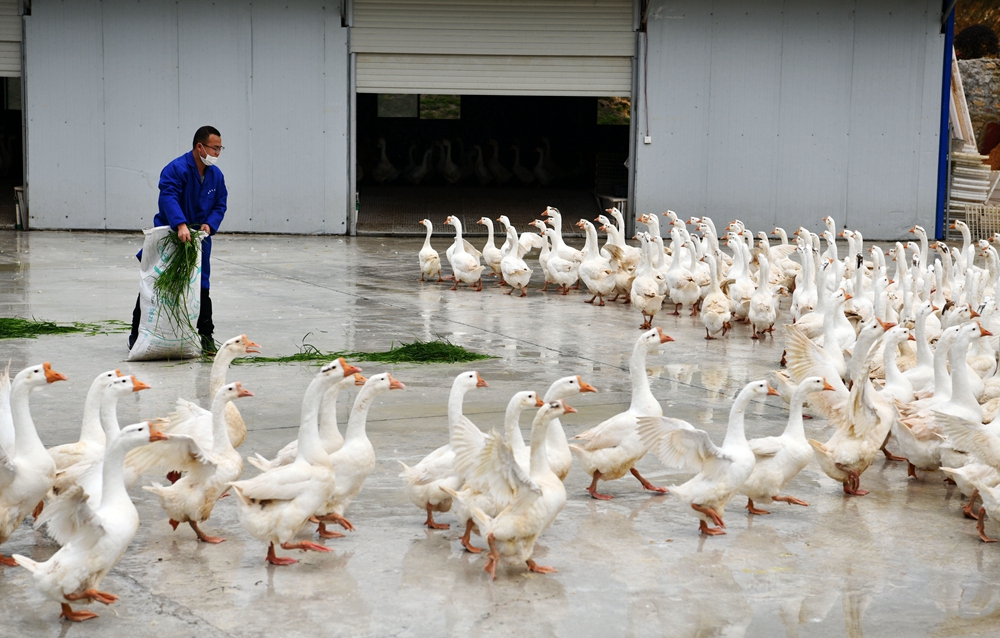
top-left (353, 0), bottom-right (633, 96)
top-left (0, 0), bottom-right (18, 76)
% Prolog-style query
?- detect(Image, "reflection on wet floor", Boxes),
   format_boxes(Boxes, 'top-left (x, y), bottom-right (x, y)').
top-left (1, 232), bottom-right (999, 636)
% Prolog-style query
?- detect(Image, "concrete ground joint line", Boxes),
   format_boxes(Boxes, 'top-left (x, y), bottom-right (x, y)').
top-left (116, 569), bottom-right (237, 636)
top-left (215, 257), bottom-right (788, 413)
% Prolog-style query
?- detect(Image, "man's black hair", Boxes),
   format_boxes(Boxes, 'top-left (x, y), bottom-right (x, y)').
top-left (193, 126), bottom-right (222, 149)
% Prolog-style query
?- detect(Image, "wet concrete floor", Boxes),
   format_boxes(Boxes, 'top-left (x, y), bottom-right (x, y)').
top-left (0, 230), bottom-right (998, 637)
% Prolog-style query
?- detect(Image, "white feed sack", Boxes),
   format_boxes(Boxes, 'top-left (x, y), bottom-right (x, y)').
top-left (127, 226), bottom-right (203, 361)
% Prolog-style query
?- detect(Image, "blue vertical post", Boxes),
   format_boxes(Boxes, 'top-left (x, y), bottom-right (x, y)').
top-left (935, 7), bottom-right (956, 240)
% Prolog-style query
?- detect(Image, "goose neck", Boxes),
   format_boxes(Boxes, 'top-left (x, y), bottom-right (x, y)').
top-left (722, 389), bottom-right (753, 448)
top-left (318, 382), bottom-right (346, 444)
top-left (210, 390), bottom-right (235, 453)
top-left (422, 224), bottom-right (434, 249)
top-left (628, 343), bottom-right (658, 415)
top-left (529, 413), bottom-right (554, 476)
top-left (949, 335), bottom-right (977, 408)
top-left (345, 383), bottom-right (379, 443)
top-left (296, 376), bottom-right (332, 464)
top-left (784, 388), bottom-right (809, 440)
top-left (504, 403), bottom-right (529, 453)
top-left (98, 439), bottom-right (133, 511)
top-left (79, 380), bottom-right (107, 444)
top-left (11, 382), bottom-right (46, 458)
top-left (209, 349), bottom-right (238, 397)
top-left (99, 390), bottom-right (123, 440)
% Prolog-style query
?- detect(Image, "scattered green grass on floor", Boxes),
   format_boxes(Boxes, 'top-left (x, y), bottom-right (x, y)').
top-left (232, 334), bottom-right (494, 366)
top-left (0, 318), bottom-right (132, 339)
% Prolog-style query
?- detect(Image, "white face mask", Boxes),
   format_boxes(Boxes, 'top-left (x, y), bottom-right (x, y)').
top-left (200, 150), bottom-right (218, 167)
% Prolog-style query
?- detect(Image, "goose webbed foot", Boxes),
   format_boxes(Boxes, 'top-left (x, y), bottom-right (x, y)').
top-left (526, 559), bottom-right (557, 574)
top-left (978, 507), bottom-right (996, 542)
top-left (317, 512), bottom-right (355, 532)
top-left (60, 604), bottom-right (98, 622)
top-left (882, 447), bottom-right (907, 462)
top-left (460, 519), bottom-right (482, 553)
top-left (316, 521), bottom-right (346, 538)
top-left (484, 534), bottom-right (500, 580)
top-left (631, 468), bottom-right (668, 493)
top-left (266, 542), bottom-right (298, 565)
top-left (773, 494), bottom-right (809, 507)
top-left (745, 498), bottom-right (771, 515)
top-left (190, 521), bottom-right (225, 544)
top-left (281, 540), bottom-right (331, 553)
top-left (425, 504), bottom-right (450, 529)
top-left (692, 503), bottom-right (725, 528)
top-left (698, 520), bottom-right (726, 536)
top-left (964, 490), bottom-right (980, 520)
top-left (586, 471), bottom-right (614, 500)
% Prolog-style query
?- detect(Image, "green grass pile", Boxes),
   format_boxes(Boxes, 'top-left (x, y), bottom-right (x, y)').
top-left (0, 318), bottom-right (131, 340)
top-left (234, 337), bottom-right (494, 366)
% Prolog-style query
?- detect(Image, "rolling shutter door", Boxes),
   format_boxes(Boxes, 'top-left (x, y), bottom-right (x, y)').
top-left (0, 1), bottom-right (19, 77)
top-left (351, 0), bottom-right (634, 96)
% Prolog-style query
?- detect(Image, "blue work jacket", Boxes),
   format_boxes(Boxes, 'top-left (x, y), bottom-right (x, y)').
top-left (148, 151), bottom-right (228, 289)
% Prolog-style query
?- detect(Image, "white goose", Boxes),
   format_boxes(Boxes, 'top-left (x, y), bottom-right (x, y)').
top-left (0, 362), bottom-right (67, 566)
top-left (542, 375), bottom-right (597, 481)
top-left (638, 380), bottom-right (778, 535)
top-left (632, 235), bottom-right (667, 330)
top-left (700, 253), bottom-right (731, 339)
top-left (46, 370), bottom-right (121, 472)
top-left (500, 223), bottom-right (533, 297)
top-left (449, 390), bottom-right (544, 553)
top-left (749, 256), bottom-right (781, 339)
top-left (444, 216), bottom-right (486, 291)
top-left (740, 377), bottom-right (834, 514)
top-left (570, 328), bottom-right (673, 499)
top-left (125, 336), bottom-right (261, 481)
top-left (312, 372), bottom-right (404, 538)
top-left (247, 359), bottom-right (364, 472)
top-left (47, 375), bottom-right (150, 506)
top-left (14, 421), bottom-right (167, 622)
top-left (445, 401), bottom-right (572, 579)
top-left (143, 382), bottom-right (253, 544)
top-left (577, 219), bottom-right (616, 306)
top-left (477, 216), bottom-right (504, 282)
top-left (228, 362), bottom-right (345, 565)
top-left (417, 219), bottom-right (443, 282)
top-left (398, 371), bottom-right (488, 529)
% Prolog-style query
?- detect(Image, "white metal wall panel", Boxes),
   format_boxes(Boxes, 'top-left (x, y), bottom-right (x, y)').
top-left (704, 2), bottom-right (783, 231)
top-left (844, 0), bottom-right (937, 237)
top-left (25, 0), bottom-right (351, 234)
top-left (772, 4), bottom-right (855, 225)
top-left (101, 0), bottom-right (180, 230)
top-left (357, 54), bottom-right (632, 96)
top-left (24, 0), bottom-right (105, 230)
top-left (177, 0), bottom-right (252, 233)
top-left (635, 0), bottom-right (944, 240)
top-left (250, 1), bottom-right (328, 233)
top-left (324, 13), bottom-right (351, 235)
top-left (0, 0), bottom-right (20, 76)
top-left (353, 0), bottom-right (634, 96)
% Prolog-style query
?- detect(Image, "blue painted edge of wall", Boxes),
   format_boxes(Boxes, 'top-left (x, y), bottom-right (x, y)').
top-left (936, 7), bottom-right (955, 240)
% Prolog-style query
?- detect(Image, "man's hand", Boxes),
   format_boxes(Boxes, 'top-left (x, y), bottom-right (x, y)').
top-left (176, 223), bottom-right (191, 243)
top-left (200, 224), bottom-right (211, 235)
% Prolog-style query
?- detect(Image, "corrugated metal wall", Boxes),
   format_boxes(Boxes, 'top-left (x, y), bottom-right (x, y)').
top-left (634, 0), bottom-right (945, 240)
top-left (25, 0), bottom-right (350, 233)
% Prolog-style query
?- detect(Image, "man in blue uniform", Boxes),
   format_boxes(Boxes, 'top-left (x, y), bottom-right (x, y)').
top-left (128, 126), bottom-right (228, 354)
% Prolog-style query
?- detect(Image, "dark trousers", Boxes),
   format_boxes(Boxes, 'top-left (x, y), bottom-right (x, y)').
top-left (130, 287), bottom-right (214, 351)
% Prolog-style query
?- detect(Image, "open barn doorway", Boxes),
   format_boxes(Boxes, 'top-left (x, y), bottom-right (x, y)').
top-left (354, 93), bottom-right (631, 237)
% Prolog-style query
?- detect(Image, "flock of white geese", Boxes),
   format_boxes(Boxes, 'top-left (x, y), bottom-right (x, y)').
top-left (6, 213), bottom-right (1000, 623)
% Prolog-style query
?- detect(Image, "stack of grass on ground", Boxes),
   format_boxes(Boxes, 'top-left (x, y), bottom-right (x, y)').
top-left (0, 318), bottom-right (131, 340)
top-left (234, 338), bottom-right (494, 365)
